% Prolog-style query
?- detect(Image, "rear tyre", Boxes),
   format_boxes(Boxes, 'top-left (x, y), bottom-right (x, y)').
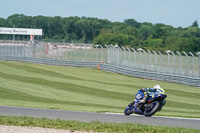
top-left (144, 101), bottom-right (160, 117)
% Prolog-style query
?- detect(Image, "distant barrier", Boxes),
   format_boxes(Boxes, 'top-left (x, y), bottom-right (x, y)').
top-left (0, 56), bottom-right (100, 68)
top-left (99, 63), bottom-right (200, 87)
top-left (0, 56), bottom-right (199, 87)
top-left (0, 42), bottom-right (200, 87)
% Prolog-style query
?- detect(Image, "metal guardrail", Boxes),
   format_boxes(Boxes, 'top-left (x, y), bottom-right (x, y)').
top-left (98, 63), bottom-right (200, 87)
top-left (0, 56), bottom-right (100, 68)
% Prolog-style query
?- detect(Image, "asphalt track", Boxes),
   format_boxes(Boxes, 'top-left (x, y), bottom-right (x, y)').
top-left (0, 105), bottom-right (200, 130)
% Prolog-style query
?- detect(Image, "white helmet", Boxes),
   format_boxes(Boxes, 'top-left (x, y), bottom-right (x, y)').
top-left (153, 84), bottom-right (161, 89)
top-left (154, 84), bottom-right (165, 94)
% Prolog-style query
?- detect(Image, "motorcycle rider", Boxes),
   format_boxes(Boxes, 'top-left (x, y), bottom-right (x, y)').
top-left (137, 84), bottom-right (166, 110)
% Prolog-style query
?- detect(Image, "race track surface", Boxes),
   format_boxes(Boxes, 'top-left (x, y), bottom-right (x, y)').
top-left (0, 105), bottom-right (199, 130)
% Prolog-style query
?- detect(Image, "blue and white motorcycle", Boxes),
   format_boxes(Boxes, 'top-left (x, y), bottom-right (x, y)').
top-left (124, 90), bottom-right (167, 117)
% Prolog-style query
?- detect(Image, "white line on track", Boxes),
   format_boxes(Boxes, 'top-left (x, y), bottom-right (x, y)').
top-left (104, 112), bottom-right (200, 121)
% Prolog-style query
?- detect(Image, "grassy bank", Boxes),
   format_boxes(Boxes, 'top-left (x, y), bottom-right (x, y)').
top-left (0, 116), bottom-right (199, 133)
top-left (0, 60), bottom-right (200, 118)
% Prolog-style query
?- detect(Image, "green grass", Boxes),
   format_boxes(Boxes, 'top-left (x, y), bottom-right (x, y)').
top-left (0, 60), bottom-right (200, 118)
top-left (0, 116), bottom-right (199, 133)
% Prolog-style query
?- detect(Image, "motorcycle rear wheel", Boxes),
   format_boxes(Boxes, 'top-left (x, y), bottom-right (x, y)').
top-left (144, 101), bottom-right (160, 117)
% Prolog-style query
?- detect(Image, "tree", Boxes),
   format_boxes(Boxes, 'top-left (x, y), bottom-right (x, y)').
top-left (75, 19), bottom-right (90, 42)
top-left (124, 19), bottom-right (140, 28)
top-left (0, 18), bottom-right (5, 27)
top-left (164, 37), bottom-right (189, 52)
top-left (121, 26), bottom-right (138, 37)
top-left (138, 25), bottom-right (153, 40)
top-left (181, 27), bottom-right (200, 38)
top-left (93, 33), bottom-right (135, 47)
top-left (62, 16), bottom-right (80, 42)
top-left (89, 18), bottom-right (103, 39)
top-left (184, 37), bottom-right (200, 53)
top-left (191, 20), bottom-right (199, 27)
top-left (143, 37), bottom-right (163, 51)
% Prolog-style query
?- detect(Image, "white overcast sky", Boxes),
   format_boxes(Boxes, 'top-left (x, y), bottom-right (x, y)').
top-left (1, 0), bottom-right (200, 28)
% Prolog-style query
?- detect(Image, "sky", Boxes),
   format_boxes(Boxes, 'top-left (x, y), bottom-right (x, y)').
top-left (1, 0), bottom-right (200, 28)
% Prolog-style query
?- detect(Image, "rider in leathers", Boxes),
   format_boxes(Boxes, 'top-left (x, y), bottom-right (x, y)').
top-left (137, 84), bottom-right (166, 111)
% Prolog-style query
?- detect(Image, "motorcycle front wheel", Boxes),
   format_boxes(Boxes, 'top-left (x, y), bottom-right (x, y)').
top-left (144, 101), bottom-right (160, 117)
top-left (124, 102), bottom-right (134, 116)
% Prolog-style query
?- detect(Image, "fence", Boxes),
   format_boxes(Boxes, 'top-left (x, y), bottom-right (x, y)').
top-left (0, 42), bottom-right (199, 87)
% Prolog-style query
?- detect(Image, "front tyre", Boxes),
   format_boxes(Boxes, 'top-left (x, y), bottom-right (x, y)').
top-left (124, 102), bottom-right (134, 116)
top-left (144, 101), bottom-right (160, 117)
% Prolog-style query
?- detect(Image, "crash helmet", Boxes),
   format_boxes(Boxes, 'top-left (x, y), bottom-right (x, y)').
top-left (154, 84), bottom-right (165, 94)
top-left (153, 84), bottom-right (161, 89)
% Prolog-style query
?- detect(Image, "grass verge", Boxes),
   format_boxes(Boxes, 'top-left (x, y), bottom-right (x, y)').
top-left (0, 60), bottom-right (200, 118)
top-left (0, 116), bottom-right (199, 133)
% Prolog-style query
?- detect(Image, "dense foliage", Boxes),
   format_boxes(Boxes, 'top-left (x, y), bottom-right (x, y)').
top-left (0, 14), bottom-right (200, 53)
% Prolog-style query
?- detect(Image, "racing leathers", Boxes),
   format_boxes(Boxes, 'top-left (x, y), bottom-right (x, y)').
top-left (138, 88), bottom-right (157, 104)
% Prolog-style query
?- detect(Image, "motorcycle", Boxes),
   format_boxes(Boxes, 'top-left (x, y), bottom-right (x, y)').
top-left (124, 90), bottom-right (167, 117)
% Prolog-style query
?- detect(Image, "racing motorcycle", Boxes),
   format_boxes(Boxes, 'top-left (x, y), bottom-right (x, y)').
top-left (124, 90), bottom-right (167, 117)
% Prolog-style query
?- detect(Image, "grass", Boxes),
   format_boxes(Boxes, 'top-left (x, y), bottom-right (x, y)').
top-left (0, 116), bottom-right (199, 133)
top-left (0, 60), bottom-right (200, 118)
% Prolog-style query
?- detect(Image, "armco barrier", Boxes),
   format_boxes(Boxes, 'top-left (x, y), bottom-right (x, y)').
top-left (0, 56), bottom-right (199, 87)
top-left (0, 56), bottom-right (101, 68)
top-left (98, 63), bottom-right (200, 87)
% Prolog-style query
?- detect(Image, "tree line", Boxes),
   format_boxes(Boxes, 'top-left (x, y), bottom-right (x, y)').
top-left (0, 14), bottom-right (199, 53)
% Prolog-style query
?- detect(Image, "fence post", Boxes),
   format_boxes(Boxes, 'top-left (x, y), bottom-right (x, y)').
top-left (158, 51), bottom-right (162, 73)
top-left (152, 50), bottom-right (157, 72)
top-left (147, 50), bottom-right (152, 70)
top-left (95, 45), bottom-right (99, 61)
top-left (165, 50), bottom-right (170, 74)
top-left (196, 52), bottom-right (200, 78)
top-left (122, 47), bottom-right (126, 66)
top-left (189, 52), bottom-right (195, 78)
top-left (80, 44), bottom-right (83, 61)
top-left (137, 48), bottom-right (142, 70)
top-left (176, 51), bottom-right (182, 76)
top-left (61, 44), bottom-right (63, 60)
top-left (118, 46), bottom-right (121, 65)
top-left (171, 51), bottom-right (176, 75)
top-left (108, 45), bottom-right (113, 63)
top-left (51, 44), bottom-right (53, 57)
top-left (183, 51), bottom-right (188, 77)
top-left (100, 45), bottom-right (103, 62)
top-left (71, 44), bottom-right (73, 60)
top-left (132, 48), bottom-right (136, 69)
top-left (141, 49), bottom-right (146, 71)
top-left (105, 45), bottom-right (109, 63)
top-left (126, 47), bottom-right (131, 67)
top-left (111, 44), bottom-right (115, 64)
